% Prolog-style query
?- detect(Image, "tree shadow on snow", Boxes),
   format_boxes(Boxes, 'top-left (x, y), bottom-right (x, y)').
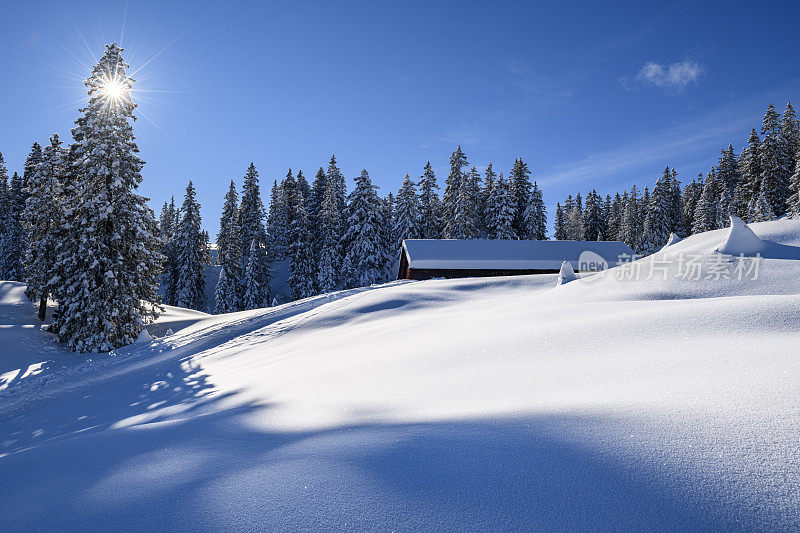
top-left (0, 381), bottom-right (779, 531)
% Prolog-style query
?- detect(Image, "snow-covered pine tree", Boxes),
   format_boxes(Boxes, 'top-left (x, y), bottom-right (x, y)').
top-left (748, 186), bottom-right (775, 222)
top-left (158, 196), bottom-right (179, 305)
top-left (601, 194), bottom-right (613, 240)
top-left (442, 146), bottom-right (468, 237)
top-left (239, 163), bottom-right (269, 265)
top-left (693, 173), bottom-right (719, 233)
top-left (308, 167), bottom-right (327, 256)
top-left (0, 154), bottom-right (10, 278)
top-left (716, 145), bottom-right (740, 195)
top-left (565, 193), bottom-right (585, 241)
top-left (266, 179), bottom-right (288, 261)
top-left (242, 238), bottom-right (270, 310)
top-left (509, 158), bottom-right (533, 238)
top-left (642, 168), bottom-right (673, 254)
top-left (526, 181), bottom-right (547, 240)
top-left (716, 186), bottom-right (732, 228)
top-left (583, 190), bottom-right (603, 242)
top-left (392, 173), bottom-right (420, 257)
top-left (789, 155), bottom-right (800, 217)
top-left (327, 155), bottom-right (348, 214)
top-left (759, 103), bottom-right (792, 216)
top-left (450, 166), bottom-right (481, 239)
top-left (341, 169), bottom-right (390, 288)
top-left (486, 172), bottom-right (516, 239)
top-left (214, 180), bottom-right (243, 313)
top-left (23, 134), bottom-right (67, 319)
top-left (380, 193), bottom-right (394, 279)
top-left (296, 170), bottom-right (311, 205)
top-left (553, 202), bottom-right (566, 240)
top-left (5, 166), bottom-right (35, 282)
top-left (481, 163), bottom-right (497, 232)
top-left (47, 43), bottom-right (162, 352)
top-left (607, 193), bottom-right (623, 241)
top-left (174, 181), bottom-right (206, 311)
top-left (666, 168), bottom-right (684, 236)
top-left (681, 176), bottom-right (703, 235)
top-left (288, 187), bottom-right (316, 300)
top-left (781, 102), bottom-right (799, 183)
top-left (620, 187), bottom-right (641, 251)
top-left (739, 129), bottom-right (761, 211)
top-left (418, 161), bottom-right (441, 239)
top-left (315, 182), bottom-right (343, 293)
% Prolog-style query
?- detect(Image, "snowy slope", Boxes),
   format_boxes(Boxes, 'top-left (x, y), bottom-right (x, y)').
top-left (2, 220), bottom-right (800, 531)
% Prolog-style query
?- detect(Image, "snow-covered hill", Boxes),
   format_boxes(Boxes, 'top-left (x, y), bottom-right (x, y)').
top-left (2, 220), bottom-right (800, 531)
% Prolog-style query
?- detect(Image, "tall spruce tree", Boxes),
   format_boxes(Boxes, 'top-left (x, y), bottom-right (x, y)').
top-left (0, 154), bottom-right (9, 278)
top-left (643, 168), bottom-right (673, 254)
top-left (781, 102), bottom-right (799, 182)
top-left (242, 238), bottom-right (270, 309)
top-left (693, 173), bottom-right (719, 233)
top-left (327, 155), bottom-right (347, 214)
top-left (442, 146), bottom-right (468, 237)
top-left (682, 177), bottom-right (703, 234)
top-left (308, 167), bottom-right (328, 256)
top-left (48, 43), bottom-right (162, 352)
top-left (342, 169), bottom-right (390, 288)
top-left (214, 180), bottom-right (243, 313)
top-left (748, 186), bottom-right (775, 222)
top-left (450, 165), bottom-right (480, 239)
top-left (239, 163), bottom-right (268, 265)
top-left (526, 181), bottom-right (547, 240)
top-left (789, 156), bottom-right (800, 217)
top-left (486, 172), bottom-right (516, 239)
top-left (418, 161), bottom-right (441, 239)
top-left (23, 134), bottom-right (67, 319)
top-left (740, 129), bottom-right (762, 209)
top-left (315, 182), bottom-right (343, 293)
top-left (553, 202), bottom-right (566, 240)
top-left (159, 197), bottom-right (179, 305)
top-left (509, 158), bottom-right (533, 238)
top-left (287, 187), bottom-right (316, 300)
top-left (266, 179), bottom-right (288, 260)
top-left (174, 181), bottom-right (206, 311)
top-left (393, 173), bottom-right (421, 255)
top-left (583, 190), bottom-right (603, 242)
top-left (759, 103), bottom-right (791, 216)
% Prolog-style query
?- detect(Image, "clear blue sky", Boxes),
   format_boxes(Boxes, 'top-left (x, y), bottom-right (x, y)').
top-left (2, 0), bottom-right (799, 235)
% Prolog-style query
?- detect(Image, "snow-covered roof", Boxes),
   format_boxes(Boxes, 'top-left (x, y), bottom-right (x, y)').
top-left (402, 239), bottom-right (635, 271)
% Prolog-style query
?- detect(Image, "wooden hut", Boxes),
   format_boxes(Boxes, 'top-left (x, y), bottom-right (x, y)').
top-left (397, 239), bottom-right (635, 280)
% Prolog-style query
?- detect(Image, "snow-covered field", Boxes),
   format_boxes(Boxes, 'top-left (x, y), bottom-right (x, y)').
top-left (2, 220), bottom-right (800, 531)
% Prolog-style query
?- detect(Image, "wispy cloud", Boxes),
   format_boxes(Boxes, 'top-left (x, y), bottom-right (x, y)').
top-left (538, 99), bottom-right (766, 189)
top-left (622, 60), bottom-right (704, 93)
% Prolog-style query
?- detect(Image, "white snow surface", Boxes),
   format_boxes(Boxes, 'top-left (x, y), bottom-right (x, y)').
top-left (2, 219), bottom-right (800, 530)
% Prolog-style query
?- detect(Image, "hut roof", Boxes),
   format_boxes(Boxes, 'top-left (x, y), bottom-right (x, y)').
top-left (401, 239), bottom-right (635, 271)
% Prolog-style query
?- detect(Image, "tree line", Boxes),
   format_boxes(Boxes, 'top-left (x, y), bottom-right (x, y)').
top-left (156, 148), bottom-right (548, 313)
top-left (554, 102), bottom-right (800, 255)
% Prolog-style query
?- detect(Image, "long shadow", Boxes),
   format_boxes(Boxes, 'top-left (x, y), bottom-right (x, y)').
top-left (1, 388), bottom-right (788, 531)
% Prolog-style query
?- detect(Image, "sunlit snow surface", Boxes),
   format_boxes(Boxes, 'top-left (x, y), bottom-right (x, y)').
top-left (1, 220), bottom-right (800, 531)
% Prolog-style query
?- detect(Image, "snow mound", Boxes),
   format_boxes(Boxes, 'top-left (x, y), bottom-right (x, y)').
top-left (135, 328), bottom-right (153, 344)
top-left (713, 215), bottom-right (800, 259)
top-left (714, 215), bottom-right (767, 255)
top-left (556, 259), bottom-right (577, 285)
top-left (664, 232), bottom-right (681, 247)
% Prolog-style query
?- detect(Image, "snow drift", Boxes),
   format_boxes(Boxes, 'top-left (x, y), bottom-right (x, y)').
top-left (2, 219), bottom-right (800, 531)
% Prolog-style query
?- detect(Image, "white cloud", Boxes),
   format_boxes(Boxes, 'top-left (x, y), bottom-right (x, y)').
top-left (631, 60), bottom-right (704, 92)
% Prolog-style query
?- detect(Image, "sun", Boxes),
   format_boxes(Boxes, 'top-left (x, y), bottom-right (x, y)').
top-left (100, 77), bottom-right (127, 101)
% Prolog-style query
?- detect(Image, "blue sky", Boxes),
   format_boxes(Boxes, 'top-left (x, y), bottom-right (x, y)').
top-left (2, 0), bottom-right (799, 235)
